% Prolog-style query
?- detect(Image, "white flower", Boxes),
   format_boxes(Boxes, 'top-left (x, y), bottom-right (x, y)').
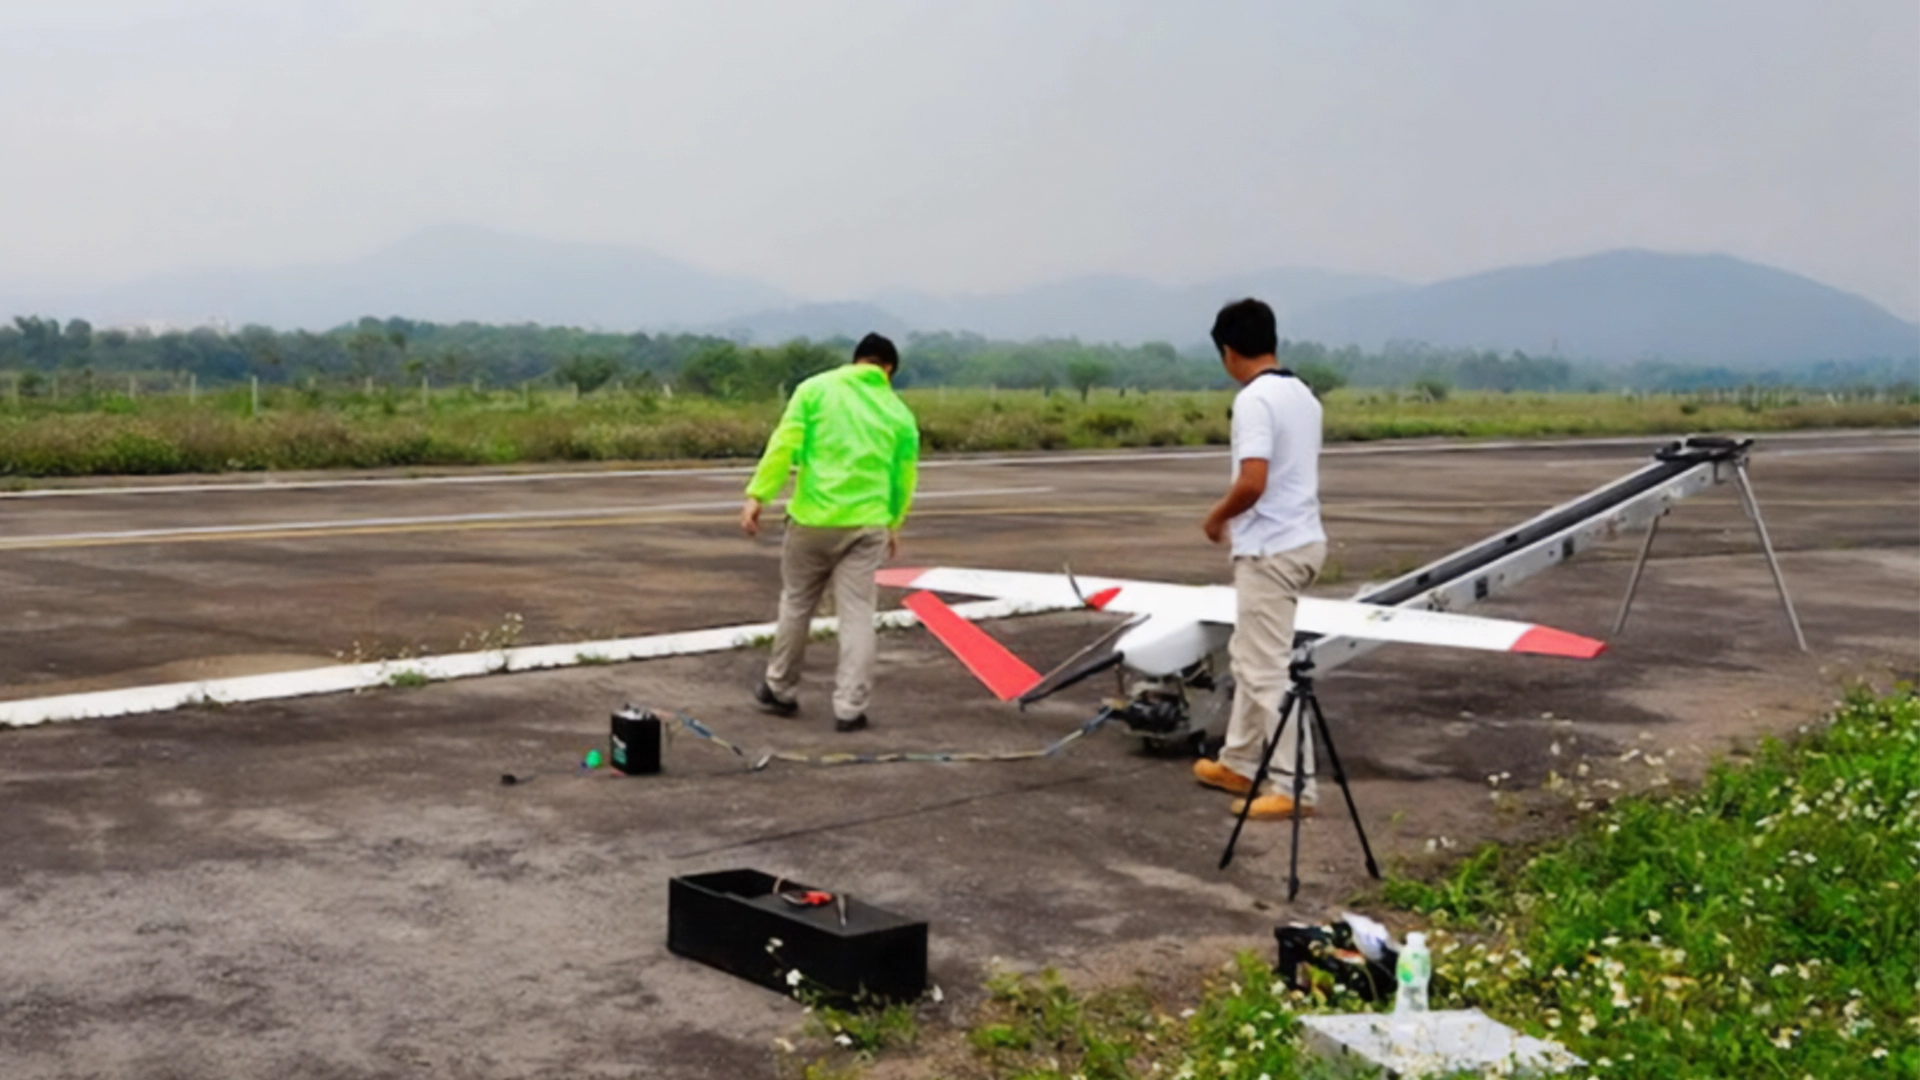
top-left (786, 969), bottom-right (804, 988)
top-left (931, 984), bottom-right (945, 1003)
top-left (834, 1033), bottom-right (853, 1047)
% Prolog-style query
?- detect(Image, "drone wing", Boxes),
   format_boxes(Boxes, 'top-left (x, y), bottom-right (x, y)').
top-left (898, 590), bottom-right (1045, 701)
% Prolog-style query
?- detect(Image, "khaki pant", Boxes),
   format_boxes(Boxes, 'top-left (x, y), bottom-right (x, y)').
top-left (765, 522), bottom-right (890, 721)
top-left (1220, 541), bottom-right (1327, 800)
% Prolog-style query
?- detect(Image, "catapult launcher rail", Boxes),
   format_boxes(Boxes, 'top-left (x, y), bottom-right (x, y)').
top-left (1302, 434), bottom-right (1807, 673)
top-left (1224, 435), bottom-right (1807, 889)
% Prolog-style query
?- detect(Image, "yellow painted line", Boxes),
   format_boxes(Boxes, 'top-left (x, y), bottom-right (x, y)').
top-left (0, 503), bottom-right (1180, 550)
top-left (0, 486), bottom-right (1053, 551)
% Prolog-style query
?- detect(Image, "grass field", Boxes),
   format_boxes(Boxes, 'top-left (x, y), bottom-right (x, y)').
top-left (0, 385), bottom-right (1913, 479)
top-left (785, 689), bottom-right (1919, 1079)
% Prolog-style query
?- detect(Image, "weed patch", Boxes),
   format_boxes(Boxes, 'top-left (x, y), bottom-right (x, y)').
top-left (2, 389), bottom-right (1910, 478)
top-left (1387, 687), bottom-right (1920, 1077)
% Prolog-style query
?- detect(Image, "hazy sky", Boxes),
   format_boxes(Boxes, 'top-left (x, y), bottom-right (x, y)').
top-left (2, 0), bottom-right (1915, 317)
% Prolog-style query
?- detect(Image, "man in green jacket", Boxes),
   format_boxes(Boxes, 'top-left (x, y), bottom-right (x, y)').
top-left (739, 333), bottom-right (920, 732)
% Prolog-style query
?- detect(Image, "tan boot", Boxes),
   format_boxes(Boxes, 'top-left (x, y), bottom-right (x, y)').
top-left (1192, 758), bottom-right (1254, 796)
top-left (1229, 792), bottom-right (1318, 820)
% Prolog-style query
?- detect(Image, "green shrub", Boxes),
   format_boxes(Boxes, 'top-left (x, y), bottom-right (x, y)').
top-left (1390, 689), bottom-right (1920, 1078)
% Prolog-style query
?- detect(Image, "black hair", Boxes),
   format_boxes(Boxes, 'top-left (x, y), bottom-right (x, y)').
top-left (854, 332), bottom-right (899, 371)
top-left (1210, 298), bottom-right (1277, 359)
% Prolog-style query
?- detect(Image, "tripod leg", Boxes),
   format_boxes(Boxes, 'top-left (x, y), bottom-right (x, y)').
top-left (1611, 511), bottom-right (1662, 636)
top-left (1287, 689), bottom-right (1309, 902)
top-left (1309, 692), bottom-right (1380, 880)
top-left (1218, 686), bottom-right (1297, 871)
top-left (1734, 463), bottom-right (1808, 652)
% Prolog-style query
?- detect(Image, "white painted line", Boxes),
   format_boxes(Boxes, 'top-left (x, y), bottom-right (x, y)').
top-left (7, 429), bottom-right (1907, 499)
top-left (1, 465), bottom-right (755, 499)
top-left (0, 598), bottom-right (1078, 728)
top-left (1750, 444), bottom-right (1920, 461)
top-left (1544, 440), bottom-right (1920, 468)
top-left (0, 486), bottom-right (1054, 547)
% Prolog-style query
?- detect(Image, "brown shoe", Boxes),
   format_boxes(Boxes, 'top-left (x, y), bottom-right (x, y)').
top-left (1192, 758), bottom-right (1254, 796)
top-left (1229, 793), bottom-right (1318, 820)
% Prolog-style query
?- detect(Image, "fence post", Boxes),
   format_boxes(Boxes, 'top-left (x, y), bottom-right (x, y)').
top-left (189, 373), bottom-right (197, 404)
top-left (251, 375), bottom-right (260, 417)
top-left (421, 375), bottom-right (430, 410)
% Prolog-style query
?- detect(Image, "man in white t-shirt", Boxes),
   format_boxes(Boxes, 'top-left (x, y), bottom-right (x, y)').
top-left (1195, 298), bottom-right (1328, 819)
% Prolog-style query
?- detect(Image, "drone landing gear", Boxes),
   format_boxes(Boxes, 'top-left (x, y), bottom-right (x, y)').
top-left (1217, 661), bottom-right (1380, 902)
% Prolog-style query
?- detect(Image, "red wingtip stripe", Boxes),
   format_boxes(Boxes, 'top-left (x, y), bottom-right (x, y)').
top-left (1085, 587), bottom-right (1122, 610)
top-left (902, 591), bottom-right (1043, 701)
top-left (875, 567), bottom-right (929, 589)
top-left (1512, 625), bottom-right (1608, 660)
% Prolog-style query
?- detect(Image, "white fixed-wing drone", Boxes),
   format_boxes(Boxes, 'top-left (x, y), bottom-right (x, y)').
top-left (876, 564), bottom-right (1604, 748)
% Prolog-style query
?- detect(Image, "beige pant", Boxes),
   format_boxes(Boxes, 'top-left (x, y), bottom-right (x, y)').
top-left (765, 522), bottom-right (890, 721)
top-left (1220, 541), bottom-right (1327, 800)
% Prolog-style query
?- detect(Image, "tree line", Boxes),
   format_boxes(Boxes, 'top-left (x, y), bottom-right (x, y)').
top-left (0, 315), bottom-right (1911, 400)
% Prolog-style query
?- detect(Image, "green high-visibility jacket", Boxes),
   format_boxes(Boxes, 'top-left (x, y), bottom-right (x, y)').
top-left (745, 363), bottom-right (920, 529)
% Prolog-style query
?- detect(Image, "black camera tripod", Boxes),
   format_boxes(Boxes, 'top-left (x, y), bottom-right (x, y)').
top-left (1217, 659), bottom-right (1380, 901)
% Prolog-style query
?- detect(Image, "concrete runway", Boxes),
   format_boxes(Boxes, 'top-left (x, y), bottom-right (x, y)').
top-left (1, 430), bottom-right (1915, 1078)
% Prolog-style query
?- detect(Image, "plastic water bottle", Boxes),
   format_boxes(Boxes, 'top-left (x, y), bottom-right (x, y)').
top-left (1394, 932), bottom-right (1431, 1014)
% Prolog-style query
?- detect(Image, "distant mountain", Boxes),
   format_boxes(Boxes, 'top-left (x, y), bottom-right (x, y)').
top-left (715, 301), bottom-right (910, 343)
top-left (8, 231), bottom-right (1912, 368)
top-left (22, 224), bottom-right (789, 331)
top-left (848, 268), bottom-right (1403, 346)
top-left (1288, 249), bottom-right (1919, 366)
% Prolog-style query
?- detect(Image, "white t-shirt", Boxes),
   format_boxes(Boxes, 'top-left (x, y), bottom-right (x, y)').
top-left (1228, 369), bottom-right (1325, 558)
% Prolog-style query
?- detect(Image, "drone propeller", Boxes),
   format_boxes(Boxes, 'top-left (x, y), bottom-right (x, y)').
top-left (1065, 563), bottom-right (1121, 611)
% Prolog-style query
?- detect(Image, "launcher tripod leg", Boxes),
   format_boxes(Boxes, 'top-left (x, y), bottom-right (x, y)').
top-left (1612, 511), bottom-right (1664, 636)
top-left (1734, 462), bottom-right (1808, 653)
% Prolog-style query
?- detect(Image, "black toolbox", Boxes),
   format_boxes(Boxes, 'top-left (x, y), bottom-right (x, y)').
top-left (667, 869), bottom-right (927, 1004)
